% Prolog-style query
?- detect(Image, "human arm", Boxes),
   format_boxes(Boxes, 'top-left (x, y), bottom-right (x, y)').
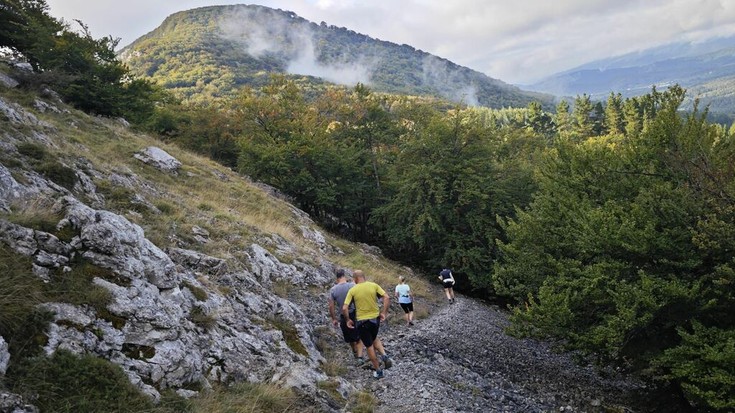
top-left (342, 290), bottom-right (355, 328)
top-left (328, 297), bottom-right (338, 328)
top-left (379, 292), bottom-right (390, 321)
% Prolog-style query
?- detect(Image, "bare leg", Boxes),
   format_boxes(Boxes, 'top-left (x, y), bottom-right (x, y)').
top-left (365, 345), bottom-right (379, 370)
top-left (350, 341), bottom-right (363, 357)
top-left (373, 337), bottom-right (386, 356)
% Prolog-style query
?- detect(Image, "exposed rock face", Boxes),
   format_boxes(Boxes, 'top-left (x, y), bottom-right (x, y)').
top-left (0, 130), bottom-right (343, 409)
top-left (0, 165), bottom-right (25, 212)
top-left (133, 146), bottom-right (182, 174)
top-left (0, 196), bottom-right (337, 402)
top-left (0, 336), bottom-right (8, 375)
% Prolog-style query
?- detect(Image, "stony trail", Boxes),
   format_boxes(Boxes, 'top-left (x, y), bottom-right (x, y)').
top-left (335, 295), bottom-right (643, 413)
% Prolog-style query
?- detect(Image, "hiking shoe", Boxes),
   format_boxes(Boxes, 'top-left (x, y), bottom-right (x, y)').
top-left (373, 369), bottom-right (384, 379)
top-left (381, 355), bottom-right (392, 369)
top-left (355, 356), bottom-right (365, 367)
top-left (409, 321), bottom-right (414, 326)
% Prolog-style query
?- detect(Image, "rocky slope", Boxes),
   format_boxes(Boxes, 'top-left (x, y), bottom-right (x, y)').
top-left (324, 295), bottom-right (645, 413)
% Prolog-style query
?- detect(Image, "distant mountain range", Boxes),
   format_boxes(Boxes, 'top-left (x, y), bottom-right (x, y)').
top-left (526, 36), bottom-right (735, 113)
top-left (119, 4), bottom-right (554, 109)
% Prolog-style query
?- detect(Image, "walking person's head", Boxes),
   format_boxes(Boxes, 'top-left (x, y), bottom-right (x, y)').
top-left (353, 269), bottom-right (365, 283)
top-left (335, 268), bottom-right (347, 282)
top-left (398, 275), bottom-right (405, 284)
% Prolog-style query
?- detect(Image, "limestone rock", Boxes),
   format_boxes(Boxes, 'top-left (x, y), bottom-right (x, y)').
top-left (0, 72), bottom-right (19, 88)
top-left (133, 146), bottom-right (182, 174)
top-left (0, 336), bottom-right (9, 375)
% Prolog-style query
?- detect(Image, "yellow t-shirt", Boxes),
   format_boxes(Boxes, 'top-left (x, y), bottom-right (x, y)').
top-left (344, 281), bottom-right (386, 321)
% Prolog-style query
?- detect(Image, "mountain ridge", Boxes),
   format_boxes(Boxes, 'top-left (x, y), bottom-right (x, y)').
top-left (120, 4), bottom-right (554, 109)
top-left (527, 35), bottom-right (735, 112)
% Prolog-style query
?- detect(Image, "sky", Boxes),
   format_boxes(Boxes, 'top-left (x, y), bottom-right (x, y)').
top-left (44, 0), bottom-right (735, 85)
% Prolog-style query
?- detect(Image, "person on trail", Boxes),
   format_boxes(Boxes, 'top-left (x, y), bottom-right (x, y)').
top-left (394, 275), bottom-right (415, 326)
top-left (438, 268), bottom-right (455, 303)
top-left (342, 269), bottom-right (392, 379)
top-left (328, 268), bottom-right (363, 361)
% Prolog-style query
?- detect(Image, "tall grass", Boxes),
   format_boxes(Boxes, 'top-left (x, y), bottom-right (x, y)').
top-left (187, 383), bottom-right (297, 413)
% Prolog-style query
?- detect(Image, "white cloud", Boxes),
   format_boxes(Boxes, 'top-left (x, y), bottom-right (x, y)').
top-left (45, 0), bottom-right (735, 84)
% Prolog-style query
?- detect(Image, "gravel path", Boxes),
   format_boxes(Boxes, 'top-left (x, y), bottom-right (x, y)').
top-left (336, 294), bottom-right (644, 413)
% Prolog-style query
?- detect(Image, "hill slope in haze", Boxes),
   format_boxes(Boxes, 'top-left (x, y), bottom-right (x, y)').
top-left (528, 36), bottom-right (735, 113)
top-left (120, 4), bottom-right (554, 109)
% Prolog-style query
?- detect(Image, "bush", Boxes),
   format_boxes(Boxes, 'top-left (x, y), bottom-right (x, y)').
top-left (656, 321), bottom-right (735, 411)
top-left (16, 142), bottom-right (48, 160)
top-left (34, 160), bottom-right (78, 190)
top-left (8, 349), bottom-right (154, 413)
top-left (0, 245), bottom-right (50, 359)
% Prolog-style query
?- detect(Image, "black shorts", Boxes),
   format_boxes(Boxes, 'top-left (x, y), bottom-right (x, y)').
top-left (399, 302), bottom-right (414, 313)
top-left (356, 318), bottom-right (380, 348)
top-left (340, 312), bottom-right (360, 343)
top-left (443, 280), bottom-right (454, 289)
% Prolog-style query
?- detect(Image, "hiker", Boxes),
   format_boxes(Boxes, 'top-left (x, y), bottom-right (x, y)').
top-left (394, 275), bottom-right (414, 326)
top-left (342, 269), bottom-right (392, 379)
top-left (328, 269), bottom-right (363, 361)
top-left (438, 268), bottom-right (455, 303)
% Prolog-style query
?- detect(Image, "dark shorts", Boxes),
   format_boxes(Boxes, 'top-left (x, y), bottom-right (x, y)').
top-left (356, 318), bottom-right (380, 348)
top-left (340, 312), bottom-right (360, 343)
top-left (399, 302), bottom-right (414, 313)
top-left (443, 280), bottom-right (454, 289)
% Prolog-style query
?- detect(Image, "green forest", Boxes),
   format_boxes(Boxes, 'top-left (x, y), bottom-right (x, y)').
top-left (2, 1), bottom-right (734, 411)
top-left (119, 4), bottom-right (555, 109)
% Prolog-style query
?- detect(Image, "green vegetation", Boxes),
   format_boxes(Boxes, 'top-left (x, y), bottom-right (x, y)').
top-left (187, 382), bottom-right (297, 413)
top-left (269, 316), bottom-right (308, 356)
top-left (3, 1), bottom-right (734, 410)
top-left (7, 350), bottom-right (155, 413)
top-left (121, 4), bottom-right (554, 109)
top-left (1, 0), bottom-right (169, 122)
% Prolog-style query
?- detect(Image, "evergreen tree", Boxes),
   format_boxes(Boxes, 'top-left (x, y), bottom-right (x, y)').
top-left (604, 92), bottom-right (624, 135)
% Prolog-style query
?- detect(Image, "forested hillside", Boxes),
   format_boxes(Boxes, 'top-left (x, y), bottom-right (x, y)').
top-left (119, 4), bottom-right (554, 109)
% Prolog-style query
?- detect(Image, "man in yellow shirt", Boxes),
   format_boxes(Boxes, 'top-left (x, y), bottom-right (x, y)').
top-left (342, 269), bottom-right (392, 379)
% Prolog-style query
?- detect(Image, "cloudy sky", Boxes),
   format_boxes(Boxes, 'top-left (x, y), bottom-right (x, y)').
top-left (45, 0), bottom-right (735, 85)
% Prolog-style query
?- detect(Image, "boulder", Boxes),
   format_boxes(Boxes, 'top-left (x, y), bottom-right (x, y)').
top-left (133, 146), bottom-right (182, 174)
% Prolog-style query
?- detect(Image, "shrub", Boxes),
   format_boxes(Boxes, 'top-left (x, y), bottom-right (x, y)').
top-left (16, 142), bottom-right (48, 160)
top-left (0, 246), bottom-right (50, 359)
top-left (655, 321), bottom-right (735, 411)
top-left (8, 349), bottom-right (154, 413)
top-left (35, 160), bottom-right (78, 190)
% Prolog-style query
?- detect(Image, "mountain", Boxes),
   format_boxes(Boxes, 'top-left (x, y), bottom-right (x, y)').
top-left (120, 4), bottom-right (553, 109)
top-left (527, 36), bottom-right (735, 113)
